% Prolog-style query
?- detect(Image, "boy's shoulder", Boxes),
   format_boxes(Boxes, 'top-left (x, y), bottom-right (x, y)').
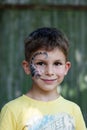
top-left (2, 95), bottom-right (26, 111)
top-left (60, 96), bottom-right (81, 110)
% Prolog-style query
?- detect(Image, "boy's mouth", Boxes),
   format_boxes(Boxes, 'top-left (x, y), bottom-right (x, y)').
top-left (40, 78), bottom-right (57, 84)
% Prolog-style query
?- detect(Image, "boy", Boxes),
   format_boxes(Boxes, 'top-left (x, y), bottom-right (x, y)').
top-left (0, 27), bottom-right (86, 130)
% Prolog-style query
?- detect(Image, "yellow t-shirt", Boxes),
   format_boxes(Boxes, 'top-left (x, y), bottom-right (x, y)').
top-left (0, 95), bottom-right (86, 130)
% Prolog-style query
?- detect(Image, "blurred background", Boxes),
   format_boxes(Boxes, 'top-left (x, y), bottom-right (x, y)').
top-left (0, 0), bottom-right (87, 126)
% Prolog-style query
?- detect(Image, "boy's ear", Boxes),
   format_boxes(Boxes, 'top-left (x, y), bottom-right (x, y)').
top-left (22, 60), bottom-right (30, 75)
top-left (64, 61), bottom-right (71, 75)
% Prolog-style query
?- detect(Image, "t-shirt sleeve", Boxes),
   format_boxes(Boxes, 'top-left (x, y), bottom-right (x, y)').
top-left (0, 105), bottom-right (16, 130)
top-left (73, 104), bottom-right (86, 130)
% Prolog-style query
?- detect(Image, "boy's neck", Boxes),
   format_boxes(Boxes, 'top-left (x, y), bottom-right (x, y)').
top-left (26, 88), bottom-right (60, 102)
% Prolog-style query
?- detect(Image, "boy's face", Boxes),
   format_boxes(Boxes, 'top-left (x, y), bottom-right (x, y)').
top-left (23, 48), bottom-right (71, 92)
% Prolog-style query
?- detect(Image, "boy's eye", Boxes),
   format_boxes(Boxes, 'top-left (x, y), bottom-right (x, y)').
top-left (54, 62), bottom-right (63, 66)
top-left (36, 62), bottom-right (45, 66)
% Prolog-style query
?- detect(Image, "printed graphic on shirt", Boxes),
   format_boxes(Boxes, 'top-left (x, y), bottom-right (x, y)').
top-left (24, 113), bottom-right (75, 130)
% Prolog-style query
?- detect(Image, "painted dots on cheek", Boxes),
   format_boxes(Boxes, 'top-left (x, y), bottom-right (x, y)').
top-left (30, 57), bottom-right (40, 78)
top-left (30, 63), bottom-right (41, 78)
top-left (36, 66), bottom-right (46, 75)
top-left (29, 51), bottom-right (48, 78)
top-left (30, 63), bottom-right (36, 77)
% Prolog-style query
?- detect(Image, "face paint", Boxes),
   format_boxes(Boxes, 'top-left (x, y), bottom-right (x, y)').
top-left (30, 52), bottom-right (48, 78)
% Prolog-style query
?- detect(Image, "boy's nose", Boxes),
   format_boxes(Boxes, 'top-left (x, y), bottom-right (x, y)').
top-left (45, 65), bottom-right (54, 76)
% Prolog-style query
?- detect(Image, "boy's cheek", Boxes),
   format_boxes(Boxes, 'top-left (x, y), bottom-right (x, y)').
top-left (55, 69), bottom-right (66, 76)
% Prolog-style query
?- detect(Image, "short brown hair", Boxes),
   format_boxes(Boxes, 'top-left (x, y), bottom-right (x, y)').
top-left (24, 27), bottom-right (69, 61)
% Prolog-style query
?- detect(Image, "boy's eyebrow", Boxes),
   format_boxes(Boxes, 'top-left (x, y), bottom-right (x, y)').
top-left (29, 51), bottom-right (48, 64)
top-left (34, 58), bottom-right (66, 63)
top-left (32, 51), bottom-right (48, 59)
top-left (54, 59), bottom-right (66, 62)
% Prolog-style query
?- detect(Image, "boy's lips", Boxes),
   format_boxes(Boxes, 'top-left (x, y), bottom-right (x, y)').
top-left (40, 78), bottom-right (57, 84)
